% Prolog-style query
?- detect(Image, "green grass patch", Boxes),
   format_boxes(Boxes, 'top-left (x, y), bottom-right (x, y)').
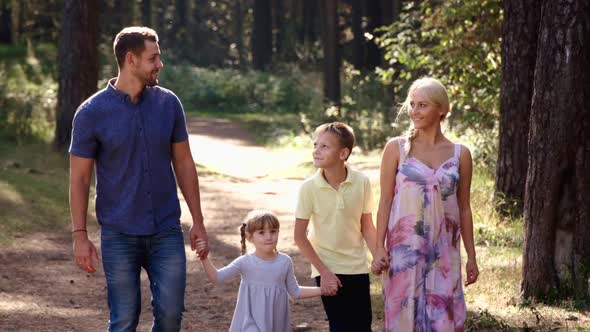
top-left (0, 140), bottom-right (72, 245)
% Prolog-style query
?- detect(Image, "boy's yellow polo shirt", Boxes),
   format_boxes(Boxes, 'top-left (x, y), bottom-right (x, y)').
top-left (295, 165), bottom-right (374, 278)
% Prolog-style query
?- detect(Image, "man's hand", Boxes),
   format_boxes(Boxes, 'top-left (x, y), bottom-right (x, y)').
top-left (73, 233), bottom-right (99, 273)
top-left (190, 222), bottom-right (209, 259)
top-left (319, 269), bottom-right (341, 296)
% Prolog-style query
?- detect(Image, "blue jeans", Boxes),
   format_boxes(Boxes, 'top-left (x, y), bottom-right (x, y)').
top-left (101, 224), bottom-right (186, 332)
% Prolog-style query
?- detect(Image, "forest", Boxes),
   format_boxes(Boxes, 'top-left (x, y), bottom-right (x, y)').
top-left (0, 0), bottom-right (589, 330)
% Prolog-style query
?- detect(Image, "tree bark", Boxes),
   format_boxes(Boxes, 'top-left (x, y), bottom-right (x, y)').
top-left (233, 0), bottom-right (245, 68)
top-left (252, 0), bottom-right (272, 70)
top-left (141, 0), bottom-right (152, 27)
top-left (0, 0), bottom-right (12, 44)
top-left (320, 0), bottom-right (341, 109)
top-left (365, 0), bottom-right (382, 69)
top-left (351, 0), bottom-right (364, 69)
top-left (54, 0), bottom-right (99, 151)
top-left (495, 0), bottom-right (540, 215)
top-left (272, 0), bottom-right (284, 57)
top-left (521, 0), bottom-right (590, 302)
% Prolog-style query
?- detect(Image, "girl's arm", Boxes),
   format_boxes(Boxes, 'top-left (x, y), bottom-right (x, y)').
top-left (457, 145), bottom-right (479, 286)
top-left (298, 286), bottom-right (322, 299)
top-left (285, 255), bottom-right (323, 299)
top-left (200, 257), bottom-right (219, 284)
top-left (196, 239), bottom-right (243, 285)
top-left (374, 139), bottom-right (400, 272)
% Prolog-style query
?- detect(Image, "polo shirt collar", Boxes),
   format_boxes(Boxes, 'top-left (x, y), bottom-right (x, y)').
top-left (313, 164), bottom-right (354, 188)
top-left (106, 78), bottom-right (148, 104)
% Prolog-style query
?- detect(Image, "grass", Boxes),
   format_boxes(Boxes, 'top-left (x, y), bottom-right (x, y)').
top-left (0, 138), bottom-right (74, 245)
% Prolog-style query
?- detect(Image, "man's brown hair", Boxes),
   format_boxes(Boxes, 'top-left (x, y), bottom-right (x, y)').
top-left (314, 122), bottom-right (355, 159)
top-left (113, 27), bottom-right (159, 68)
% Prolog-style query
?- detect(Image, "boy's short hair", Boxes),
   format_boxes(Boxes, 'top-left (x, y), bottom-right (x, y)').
top-left (113, 26), bottom-right (159, 69)
top-left (314, 122), bottom-right (355, 156)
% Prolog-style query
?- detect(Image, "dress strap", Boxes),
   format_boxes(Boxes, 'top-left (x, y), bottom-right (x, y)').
top-left (454, 144), bottom-right (462, 159)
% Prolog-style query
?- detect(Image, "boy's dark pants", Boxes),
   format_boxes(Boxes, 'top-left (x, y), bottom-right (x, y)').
top-left (315, 273), bottom-right (372, 332)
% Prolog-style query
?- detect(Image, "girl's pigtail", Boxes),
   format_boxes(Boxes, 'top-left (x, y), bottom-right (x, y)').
top-left (240, 223), bottom-right (247, 255)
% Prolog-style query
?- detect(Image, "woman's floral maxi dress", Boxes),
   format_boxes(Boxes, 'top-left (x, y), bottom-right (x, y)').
top-left (382, 138), bottom-right (466, 331)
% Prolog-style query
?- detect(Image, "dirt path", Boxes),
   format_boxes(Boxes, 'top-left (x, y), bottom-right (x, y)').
top-left (0, 117), bottom-right (383, 331)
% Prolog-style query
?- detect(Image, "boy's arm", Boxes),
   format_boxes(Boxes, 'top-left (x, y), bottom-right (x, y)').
top-left (294, 218), bottom-right (341, 295)
top-left (360, 212), bottom-right (377, 256)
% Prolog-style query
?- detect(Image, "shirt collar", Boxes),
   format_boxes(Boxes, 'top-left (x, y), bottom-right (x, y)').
top-left (106, 78), bottom-right (148, 104)
top-left (312, 164), bottom-right (353, 188)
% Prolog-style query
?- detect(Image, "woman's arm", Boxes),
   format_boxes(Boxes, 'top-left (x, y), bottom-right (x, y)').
top-left (457, 145), bottom-right (479, 286)
top-left (374, 139), bottom-right (399, 272)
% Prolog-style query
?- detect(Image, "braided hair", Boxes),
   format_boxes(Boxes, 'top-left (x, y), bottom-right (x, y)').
top-left (239, 210), bottom-right (281, 255)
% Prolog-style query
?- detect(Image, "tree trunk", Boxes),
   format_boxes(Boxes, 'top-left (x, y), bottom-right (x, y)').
top-left (494, 0), bottom-right (540, 216)
top-left (320, 0), bottom-right (341, 109)
top-left (252, 0), bottom-right (272, 70)
top-left (521, 0), bottom-right (590, 302)
top-left (233, 0), bottom-right (245, 68)
top-left (272, 0), bottom-right (284, 57)
top-left (0, 0), bottom-right (12, 44)
top-left (300, 0), bottom-right (318, 61)
top-left (351, 0), bottom-right (364, 69)
top-left (141, 0), bottom-right (152, 27)
top-left (54, 0), bottom-right (99, 151)
top-left (365, 0), bottom-right (382, 69)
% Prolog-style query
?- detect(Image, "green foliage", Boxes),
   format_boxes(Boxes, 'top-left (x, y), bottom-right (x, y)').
top-left (159, 65), bottom-right (322, 116)
top-left (340, 64), bottom-right (404, 151)
top-left (0, 44), bottom-right (58, 143)
top-left (377, 0), bottom-right (502, 164)
top-left (470, 169), bottom-right (524, 248)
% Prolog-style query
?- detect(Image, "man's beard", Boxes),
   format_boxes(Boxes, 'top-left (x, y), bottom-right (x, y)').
top-left (145, 72), bottom-right (159, 87)
top-left (136, 70), bottom-right (159, 87)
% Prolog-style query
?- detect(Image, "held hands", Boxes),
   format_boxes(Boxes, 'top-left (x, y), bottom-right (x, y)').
top-left (371, 247), bottom-right (390, 275)
top-left (72, 233), bottom-right (99, 273)
top-left (195, 239), bottom-right (208, 260)
top-left (190, 221), bottom-right (209, 259)
top-left (464, 259), bottom-right (479, 286)
top-left (320, 270), bottom-right (342, 296)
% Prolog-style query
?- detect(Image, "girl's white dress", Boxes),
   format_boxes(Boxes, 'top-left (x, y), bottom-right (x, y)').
top-left (217, 252), bottom-right (303, 332)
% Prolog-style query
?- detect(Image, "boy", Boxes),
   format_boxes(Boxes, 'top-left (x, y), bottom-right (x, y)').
top-left (294, 122), bottom-right (379, 332)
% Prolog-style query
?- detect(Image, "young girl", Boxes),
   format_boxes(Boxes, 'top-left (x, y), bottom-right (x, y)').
top-left (373, 77), bottom-right (479, 331)
top-left (196, 209), bottom-right (324, 332)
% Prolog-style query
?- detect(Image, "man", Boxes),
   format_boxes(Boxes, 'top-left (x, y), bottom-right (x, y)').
top-left (69, 26), bottom-right (208, 332)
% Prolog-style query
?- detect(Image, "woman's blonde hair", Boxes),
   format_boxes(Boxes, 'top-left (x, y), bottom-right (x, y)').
top-left (397, 77), bottom-right (450, 155)
top-left (239, 210), bottom-right (280, 255)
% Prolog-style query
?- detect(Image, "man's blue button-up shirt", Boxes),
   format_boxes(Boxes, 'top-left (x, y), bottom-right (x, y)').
top-left (69, 79), bottom-right (189, 235)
